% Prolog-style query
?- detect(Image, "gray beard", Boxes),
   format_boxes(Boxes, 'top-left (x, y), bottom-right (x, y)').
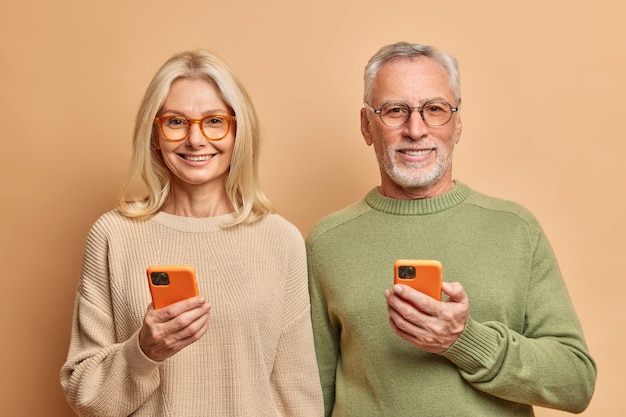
top-left (383, 149), bottom-right (454, 189)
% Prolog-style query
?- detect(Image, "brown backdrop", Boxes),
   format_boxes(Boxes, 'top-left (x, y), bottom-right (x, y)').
top-left (1, 1), bottom-right (623, 415)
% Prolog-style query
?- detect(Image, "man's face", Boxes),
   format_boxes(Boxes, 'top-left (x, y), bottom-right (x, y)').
top-left (360, 57), bottom-right (462, 200)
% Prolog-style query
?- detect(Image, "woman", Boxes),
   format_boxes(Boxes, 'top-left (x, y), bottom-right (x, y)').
top-left (60, 50), bottom-right (323, 416)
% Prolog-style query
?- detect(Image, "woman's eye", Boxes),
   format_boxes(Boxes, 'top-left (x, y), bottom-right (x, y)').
top-left (165, 117), bottom-right (188, 127)
top-left (204, 117), bottom-right (226, 126)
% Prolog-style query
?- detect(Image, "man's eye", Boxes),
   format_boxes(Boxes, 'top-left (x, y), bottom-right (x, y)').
top-left (424, 104), bottom-right (447, 113)
top-left (383, 105), bottom-right (408, 116)
top-left (165, 117), bottom-right (188, 127)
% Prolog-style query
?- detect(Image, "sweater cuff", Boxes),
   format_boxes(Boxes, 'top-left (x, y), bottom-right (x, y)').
top-left (439, 317), bottom-right (501, 373)
top-left (122, 330), bottom-right (163, 378)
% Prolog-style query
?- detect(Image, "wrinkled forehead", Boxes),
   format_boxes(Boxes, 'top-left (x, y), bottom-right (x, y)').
top-left (370, 57), bottom-right (456, 105)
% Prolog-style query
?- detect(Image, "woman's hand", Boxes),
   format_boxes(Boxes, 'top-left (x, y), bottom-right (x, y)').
top-left (139, 296), bottom-right (211, 361)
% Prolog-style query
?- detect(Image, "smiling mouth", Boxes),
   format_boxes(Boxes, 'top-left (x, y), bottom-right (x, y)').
top-left (400, 149), bottom-right (433, 156)
top-left (180, 154), bottom-right (214, 161)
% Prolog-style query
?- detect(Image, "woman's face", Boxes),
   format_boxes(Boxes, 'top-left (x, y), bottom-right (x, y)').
top-left (155, 78), bottom-right (235, 194)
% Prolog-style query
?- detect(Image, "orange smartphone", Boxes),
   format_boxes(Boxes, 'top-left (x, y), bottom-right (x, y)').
top-left (393, 259), bottom-right (442, 301)
top-left (146, 265), bottom-right (200, 309)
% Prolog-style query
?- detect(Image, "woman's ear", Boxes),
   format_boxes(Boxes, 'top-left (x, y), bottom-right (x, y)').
top-left (151, 133), bottom-right (160, 151)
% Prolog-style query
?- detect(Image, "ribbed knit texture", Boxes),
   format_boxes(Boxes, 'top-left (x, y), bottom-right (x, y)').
top-left (61, 210), bottom-right (324, 416)
top-left (306, 182), bottom-right (596, 417)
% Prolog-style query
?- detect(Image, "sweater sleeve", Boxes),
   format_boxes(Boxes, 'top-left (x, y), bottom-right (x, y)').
top-left (270, 224), bottom-right (325, 417)
top-left (440, 224), bottom-right (597, 413)
top-left (59, 219), bottom-right (162, 417)
top-left (307, 248), bottom-right (339, 417)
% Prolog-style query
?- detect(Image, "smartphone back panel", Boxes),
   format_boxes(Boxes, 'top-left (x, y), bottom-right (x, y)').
top-left (394, 259), bottom-right (442, 301)
top-left (146, 265), bottom-right (200, 309)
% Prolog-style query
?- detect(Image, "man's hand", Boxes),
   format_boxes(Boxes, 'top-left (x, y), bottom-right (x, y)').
top-left (384, 281), bottom-right (468, 353)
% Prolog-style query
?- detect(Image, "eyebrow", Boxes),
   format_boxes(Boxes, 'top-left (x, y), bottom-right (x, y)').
top-left (380, 98), bottom-right (451, 107)
top-left (159, 108), bottom-right (234, 117)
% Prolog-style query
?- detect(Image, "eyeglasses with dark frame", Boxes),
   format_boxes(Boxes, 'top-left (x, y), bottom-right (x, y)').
top-left (154, 115), bottom-right (237, 141)
top-left (364, 100), bottom-right (459, 127)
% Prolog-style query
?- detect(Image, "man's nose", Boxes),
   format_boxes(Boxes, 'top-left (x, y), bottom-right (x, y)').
top-left (402, 110), bottom-right (429, 139)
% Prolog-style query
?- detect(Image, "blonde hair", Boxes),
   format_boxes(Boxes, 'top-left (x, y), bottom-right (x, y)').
top-left (117, 49), bottom-right (273, 225)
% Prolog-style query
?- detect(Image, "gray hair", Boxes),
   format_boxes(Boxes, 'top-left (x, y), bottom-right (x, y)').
top-left (363, 42), bottom-right (461, 105)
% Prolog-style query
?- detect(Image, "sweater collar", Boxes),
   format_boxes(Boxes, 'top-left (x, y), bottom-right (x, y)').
top-left (364, 181), bottom-right (471, 215)
top-left (151, 211), bottom-right (237, 233)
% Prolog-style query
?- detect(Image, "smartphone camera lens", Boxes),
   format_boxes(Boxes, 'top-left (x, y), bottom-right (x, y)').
top-left (398, 266), bottom-right (416, 279)
top-left (150, 271), bottom-right (170, 286)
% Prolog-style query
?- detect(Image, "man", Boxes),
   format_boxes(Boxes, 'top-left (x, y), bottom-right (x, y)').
top-left (306, 42), bottom-right (596, 416)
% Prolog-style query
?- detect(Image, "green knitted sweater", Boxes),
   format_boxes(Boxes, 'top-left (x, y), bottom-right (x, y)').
top-left (306, 182), bottom-right (596, 417)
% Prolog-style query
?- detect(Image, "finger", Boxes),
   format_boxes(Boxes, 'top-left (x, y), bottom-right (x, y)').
top-left (173, 311), bottom-right (211, 342)
top-left (441, 282), bottom-right (468, 304)
top-left (388, 305), bottom-right (452, 353)
top-left (141, 305), bottom-right (211, 361)
top-left (167, 302), bottom-right (211, 335)
top-left (153, 296), bottom-right (207, 322)
top-left (392, 284), bottom-right (437, 316)
top-left (386, 294), bottom-right (432, 334)
top-left (387, 306), bottom-right (418, 336)
top-left (387, 306), bottom-right (435, 347)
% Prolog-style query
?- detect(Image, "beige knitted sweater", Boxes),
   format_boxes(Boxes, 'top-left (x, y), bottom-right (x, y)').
top-left (60, 209), bottom-right (324, 416)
